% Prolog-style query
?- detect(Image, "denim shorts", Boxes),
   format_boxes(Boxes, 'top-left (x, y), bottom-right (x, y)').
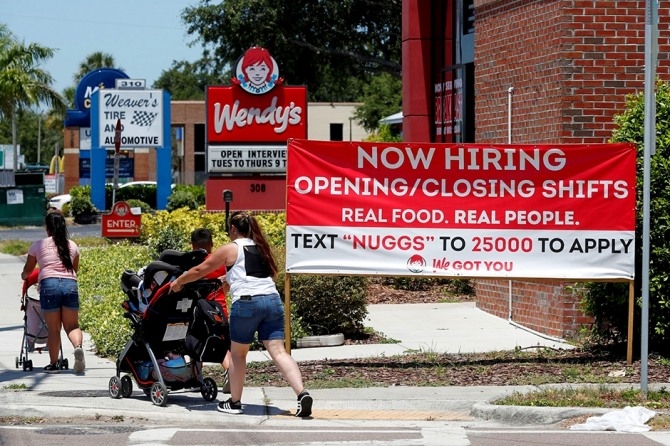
top-left (229, 293), bottom-right (285, 344)
top-left (39, 278), bottom-right (79, 312)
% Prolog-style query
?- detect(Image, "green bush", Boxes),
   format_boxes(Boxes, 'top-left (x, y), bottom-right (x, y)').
top-left (275, 246), bottom-right (368, 337)
top-left (117, 184), bottom-right (157, 208)
top-left (69, 196), bottom-right (97, 219)
top-left (173, 184), bottom-right (205, 205)
top-left (78, 244), bottom-right (154, 357)
top-left (383, 277), bottom-right (474, 295)
top-left (124, 199), bottom-right (152, 214)
top-left (584, 79), bottom-right (670, 354)
top-left (167, 190), bottom-right (200, 211)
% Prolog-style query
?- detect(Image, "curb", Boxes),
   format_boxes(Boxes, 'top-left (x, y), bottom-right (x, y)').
top-left (471, 402), bottom-right (609, 425)
top-left (296, 334), bottom-right (345, 348)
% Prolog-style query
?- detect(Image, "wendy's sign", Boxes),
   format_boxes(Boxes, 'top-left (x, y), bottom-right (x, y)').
top-left (206, 85), bottom-right (307, 143)
top-left (206, 47), bottom-right (307, 145)
top-left (231, 46), bottom-right (284, 95)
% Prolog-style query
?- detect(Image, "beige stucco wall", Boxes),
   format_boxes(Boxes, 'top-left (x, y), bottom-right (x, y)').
top-left (307, 102), bottom-right (370, 142)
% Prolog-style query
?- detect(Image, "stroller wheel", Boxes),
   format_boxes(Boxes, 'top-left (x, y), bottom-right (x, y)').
top-left (109, 376), bottom-right (122, 399)
top-left (27, 360), bottom-right (33, 371)
top-left (60, 358), bottom-right (69, 370)
top-left (15, 357), bottom-right (19, 369)
top-left (200, 377), bottom-right (218, 402)
top-left (150, 382), bottom-right (168, 407)
top-left (121, 375), bottom-right (133, 398)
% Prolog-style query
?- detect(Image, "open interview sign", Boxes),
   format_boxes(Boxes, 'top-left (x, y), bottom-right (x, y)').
top-left (97, 89), bottom-right (164, 148)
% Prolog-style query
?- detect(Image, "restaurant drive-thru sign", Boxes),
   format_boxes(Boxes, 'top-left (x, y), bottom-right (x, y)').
top-left (101, 201), bottom-right (141, 238)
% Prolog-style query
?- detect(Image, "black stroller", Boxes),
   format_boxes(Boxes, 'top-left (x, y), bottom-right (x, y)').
top-left (16, 269), bottom-right (66, 371)
top-left (109, 249), bottom-right (230, 406)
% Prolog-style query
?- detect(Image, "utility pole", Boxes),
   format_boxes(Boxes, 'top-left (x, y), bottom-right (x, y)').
top-left (641, 0), bottom-right (659, 395)
top-left (37, 114), bottom-right (41, 164)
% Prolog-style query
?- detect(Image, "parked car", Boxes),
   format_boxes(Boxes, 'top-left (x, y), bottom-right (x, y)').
top-left (48, 194), bottom-right (71, 210)
top-left (118, 181), bottom-right (175, 190)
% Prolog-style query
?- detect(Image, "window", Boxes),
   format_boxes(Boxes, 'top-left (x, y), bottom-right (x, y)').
top-left (330, 123), bottom-right (344, 141)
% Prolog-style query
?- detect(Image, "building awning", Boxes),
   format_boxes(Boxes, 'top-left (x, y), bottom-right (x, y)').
top-left (379, 111), bottom-right (403, 125)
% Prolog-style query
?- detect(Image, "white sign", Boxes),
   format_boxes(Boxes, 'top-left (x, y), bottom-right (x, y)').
top-left (44, 175), bottom-right (57, 194)
top-left (115, 78), bottom-right (146, 90)
top-left (0, 144), bottom-right (18, 170)
top-left (80, 127), bottom-right (91, 150)
top-left (207, 145), bottom-right (287, 173)
top-left (98, 89), bottom-right (163, 148)
top-left (7, 189), bottom-right (24, 205)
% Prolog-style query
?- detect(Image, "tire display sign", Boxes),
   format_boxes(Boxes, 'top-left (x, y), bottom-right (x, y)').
top-left (97, 89), bottom-right (164, 148)
top-left (286, 140), bottom-right (636, 280)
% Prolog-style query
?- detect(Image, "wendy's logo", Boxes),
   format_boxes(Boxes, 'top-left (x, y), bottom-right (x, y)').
top-left (407, 254), bottom-right (426, 273)
top-left (232, 47), bottom-right (284, 95)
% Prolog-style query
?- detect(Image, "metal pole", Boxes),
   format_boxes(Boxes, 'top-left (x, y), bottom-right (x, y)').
top-left (641, 0), bottom-right (658, 395)
top-left (507, 87), bottom-right (514, 144)
top-left (37, 115), bottom-right (41, 164)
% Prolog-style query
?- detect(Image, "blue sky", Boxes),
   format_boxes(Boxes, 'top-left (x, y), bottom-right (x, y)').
top-left (2, 1), bottom-right (203, 94)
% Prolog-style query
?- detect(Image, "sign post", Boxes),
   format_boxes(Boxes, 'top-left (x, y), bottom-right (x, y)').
top-left (223, 189), bottom-right (233, 233)
top-left (112, 118), bottom-right (122, 206)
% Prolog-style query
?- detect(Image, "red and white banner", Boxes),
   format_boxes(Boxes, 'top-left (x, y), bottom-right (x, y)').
top-left (286, 140), bottom-right (637, 279)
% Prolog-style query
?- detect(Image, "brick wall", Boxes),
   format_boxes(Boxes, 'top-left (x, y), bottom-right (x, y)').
top-left (475, 0), bottom-right (670, 144)
top-left (475, 279), bottom-right (592, 339)
top-left (471, 0), bottom-right (668, 338)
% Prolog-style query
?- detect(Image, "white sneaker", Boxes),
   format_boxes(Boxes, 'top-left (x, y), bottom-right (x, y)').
top-left (73, 346), bottom-right (85, 374)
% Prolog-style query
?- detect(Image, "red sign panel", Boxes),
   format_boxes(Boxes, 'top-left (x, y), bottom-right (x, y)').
top-left (206, 85), bottom-right (307, 143)
top-left (101, 201), bottom-right (142, 238)
top-left (206, 176), bottom-right (286, 211)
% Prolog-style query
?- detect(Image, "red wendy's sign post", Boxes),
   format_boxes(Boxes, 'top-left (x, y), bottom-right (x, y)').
top-left (204, 47), bottom-right (308, 211)
top-left (101, 201), bottom-right (141, 238)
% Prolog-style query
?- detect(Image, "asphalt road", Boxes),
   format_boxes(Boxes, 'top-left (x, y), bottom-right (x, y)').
top-left (1, 422), bottom-right (668, 445)
top-left (0, 223), bottom-right (102, 242)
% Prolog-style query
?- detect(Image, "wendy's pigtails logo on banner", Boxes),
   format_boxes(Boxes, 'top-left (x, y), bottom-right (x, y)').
top-left (407, 255), bottom-right (427, 273)
top-left (231, 47), bottom-right (284, 95)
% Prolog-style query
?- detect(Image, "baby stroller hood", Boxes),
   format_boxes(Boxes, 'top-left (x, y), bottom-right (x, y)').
top-left (22, 268), bottom-right (39, 296)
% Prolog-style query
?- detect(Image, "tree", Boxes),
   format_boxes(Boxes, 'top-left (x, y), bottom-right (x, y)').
top-left (73, 51), bottom-right (120, 84)
top-left (353, 73), bottom-right (401, 131)
top-left (180, 0), bottom-right (401, 102)
top-left (0, 24), bottom-right (66, 169)
top-left (153, 59), bottom-right (225, 100)
top-left (583, 80), bottom-right (670, 354)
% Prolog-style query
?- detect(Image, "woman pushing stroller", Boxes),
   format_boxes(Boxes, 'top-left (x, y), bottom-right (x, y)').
top-left (170, 211), bottom-right (313, 417)
top-left (21, 211), bottom-right (85, 374)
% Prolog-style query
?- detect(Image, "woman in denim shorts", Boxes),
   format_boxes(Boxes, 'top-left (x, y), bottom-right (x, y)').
top-left (21, 211), bottom-right (85, 374)
top-left (171, 212), bottom-right (313, 417)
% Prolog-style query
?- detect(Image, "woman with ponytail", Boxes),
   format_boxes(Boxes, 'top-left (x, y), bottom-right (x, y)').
top-left (171, 211), bottom-right (313, 417)
top-left (22, 211), bottom-right (84, 374)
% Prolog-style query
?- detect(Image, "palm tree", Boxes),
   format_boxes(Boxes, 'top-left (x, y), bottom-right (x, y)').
top-left (73, 51), bottom-right (121, 83)
top-left (0, 24), bottom-right (66, 170)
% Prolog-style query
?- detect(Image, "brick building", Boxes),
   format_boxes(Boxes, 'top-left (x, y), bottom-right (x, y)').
top-left (402, 0), bottom-right (670, 338)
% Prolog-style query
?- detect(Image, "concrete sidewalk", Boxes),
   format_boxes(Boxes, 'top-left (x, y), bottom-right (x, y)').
top-left (0, 252), bottom-right (628, 428)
